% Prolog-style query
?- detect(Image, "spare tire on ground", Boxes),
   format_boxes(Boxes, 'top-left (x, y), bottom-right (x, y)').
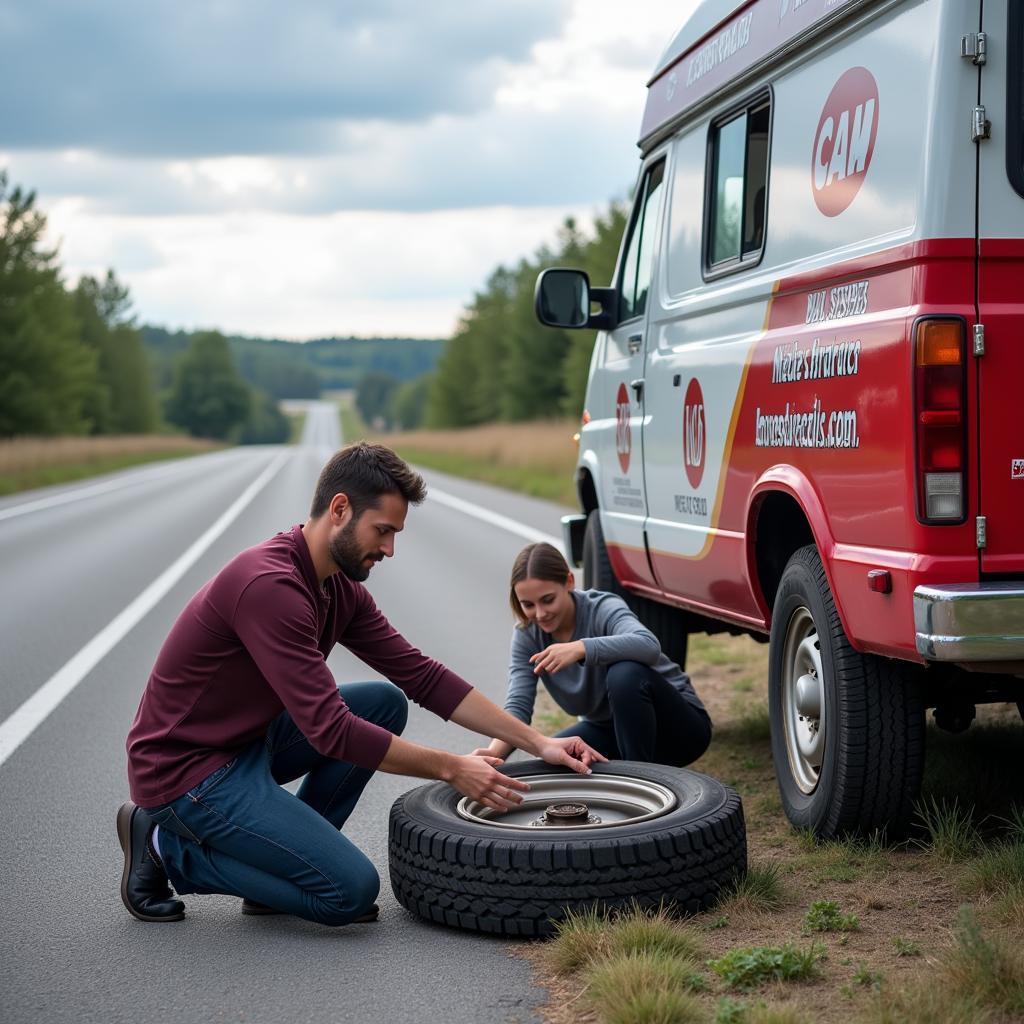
top-left (388, 759), bottom-right (746, 937)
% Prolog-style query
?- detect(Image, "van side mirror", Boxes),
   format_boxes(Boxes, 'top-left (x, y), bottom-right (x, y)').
top-left (535, 269), bottom-right (589, 328)
top-left (535, 269), bottom-right (617, 331)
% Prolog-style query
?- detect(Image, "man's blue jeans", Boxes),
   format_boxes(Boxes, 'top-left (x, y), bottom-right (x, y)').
top-left (143, 681), bottom-right (408, 927)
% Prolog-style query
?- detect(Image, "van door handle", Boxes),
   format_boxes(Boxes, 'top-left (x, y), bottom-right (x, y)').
top-left (630, 378), bottom-right (645, 402)
top-left (628, 333), bottom-right (642, 354)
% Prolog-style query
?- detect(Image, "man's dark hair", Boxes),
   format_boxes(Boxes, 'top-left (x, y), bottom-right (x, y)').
top-left (310, 442), bottom-right (426, 518)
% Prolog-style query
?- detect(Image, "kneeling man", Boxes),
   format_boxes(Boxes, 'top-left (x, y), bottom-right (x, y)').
top-left (121, 442), bottom-right (602, 926)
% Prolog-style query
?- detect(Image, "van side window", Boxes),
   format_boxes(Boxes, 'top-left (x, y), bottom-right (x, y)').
top-left (619, 161), bottom-right (666, 322)
top-left (1009, 1), bottom-right (1024, 199)
top-left (705, 95), bottom-right (771, 274)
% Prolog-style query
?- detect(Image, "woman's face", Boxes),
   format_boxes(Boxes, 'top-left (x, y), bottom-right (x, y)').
top-left (514, 574), bottom-right (575, 634)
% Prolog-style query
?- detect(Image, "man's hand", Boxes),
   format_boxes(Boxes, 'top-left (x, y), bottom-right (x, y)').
top-left (447, 754), bottom-right (531, 812)
top-left (529, 640), bottom-right (586, 676)
top-left (537, 735), bottom-right (608, 775)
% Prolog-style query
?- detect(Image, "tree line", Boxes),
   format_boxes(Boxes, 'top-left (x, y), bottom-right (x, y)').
top-left (358, 203), bottom-right (628, 431)
top-left (0, 171), bottom-right (295, 442)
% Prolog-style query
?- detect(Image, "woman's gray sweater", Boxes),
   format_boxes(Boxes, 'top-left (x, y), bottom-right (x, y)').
top-left (505, 589), bottom-right (705, 725)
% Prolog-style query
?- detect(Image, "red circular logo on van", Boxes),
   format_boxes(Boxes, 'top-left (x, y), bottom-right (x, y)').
top-left (615, 382), bottom-right (631, 473)
top-left (683, 378), bottom-right (706, 489)
top-left (811, 66), bottom-right (879, 217)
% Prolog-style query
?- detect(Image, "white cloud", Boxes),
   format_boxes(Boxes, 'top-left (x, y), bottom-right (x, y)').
top-left (6, 0), bottom-right (699, 337)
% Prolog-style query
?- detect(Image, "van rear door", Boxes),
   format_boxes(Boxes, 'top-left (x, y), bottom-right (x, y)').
top-left (975, 0), bottom-right (1024, 574)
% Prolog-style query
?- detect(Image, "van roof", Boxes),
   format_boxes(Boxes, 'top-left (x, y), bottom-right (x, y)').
top-left (639, 0), bottom-right (867, 152)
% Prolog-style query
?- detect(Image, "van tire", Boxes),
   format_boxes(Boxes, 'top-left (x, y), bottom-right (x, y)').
top-left (768, 545), bottom-right (925, 839)
top-left (582, 510), bottom-right (689, 668)
top-left (582, 510), bottom-right (624, 595)
top-left (388, 759), bottom-right (747, 936)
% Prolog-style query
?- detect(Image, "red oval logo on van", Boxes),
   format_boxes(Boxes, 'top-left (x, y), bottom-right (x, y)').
top-left (683, 378), bottom-right (706, 489)
top-left (615, 382), bottom-right (632, 473)
top-left (811, 66), bottom-right (879, 217)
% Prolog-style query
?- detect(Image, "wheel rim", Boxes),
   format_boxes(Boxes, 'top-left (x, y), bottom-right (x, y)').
top-left (781, 606), bottom-right (825, 795)
top-left (456, 773), bottom-right (678, 832)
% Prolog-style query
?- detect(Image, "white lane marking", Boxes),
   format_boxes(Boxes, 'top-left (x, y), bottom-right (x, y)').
top-left (0, 447), bottom-right (243, 524)
top-left (0, 448), bottom-right (290, 771)
top-left (426, 487), bottom-right (562, 550)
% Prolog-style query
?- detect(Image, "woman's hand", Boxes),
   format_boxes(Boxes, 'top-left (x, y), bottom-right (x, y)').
top-left (530, 640), bottom-right (586, 675)
top-left (446, 754), bottom-right (531, 812)
top-left (536, 735), bottom-right (608, 774)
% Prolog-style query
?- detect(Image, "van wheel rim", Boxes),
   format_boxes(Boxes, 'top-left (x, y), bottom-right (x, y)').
top-left (782, 607), bottom-right (825, 795)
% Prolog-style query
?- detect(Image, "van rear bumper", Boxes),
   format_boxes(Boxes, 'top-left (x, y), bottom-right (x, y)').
top-left (914, 583), bottom-right (1024, 660)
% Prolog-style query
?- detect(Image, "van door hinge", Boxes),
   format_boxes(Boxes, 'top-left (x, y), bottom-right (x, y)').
top-left (960, 32), bottom-right (987, 65)
top-left (976, 515), bottom-right (988, 549)
top-left (972, 323), bottom-right (985, 356)
top-left (972, 106), bottom-right (991, 142)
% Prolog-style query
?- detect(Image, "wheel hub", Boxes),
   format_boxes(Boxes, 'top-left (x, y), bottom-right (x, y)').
top-left (781, 607), bottom-right (826, 794)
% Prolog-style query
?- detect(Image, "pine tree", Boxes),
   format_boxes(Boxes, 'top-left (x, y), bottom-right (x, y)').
top-left (165, 331), bottom-right (251, 439)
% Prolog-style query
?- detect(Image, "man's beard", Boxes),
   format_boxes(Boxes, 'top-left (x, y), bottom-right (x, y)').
top-left (329, 519), bottom-right (381, 581)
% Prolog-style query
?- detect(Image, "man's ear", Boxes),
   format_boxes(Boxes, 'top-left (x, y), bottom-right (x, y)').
top-left (329, 493), bottom-right (352, 525)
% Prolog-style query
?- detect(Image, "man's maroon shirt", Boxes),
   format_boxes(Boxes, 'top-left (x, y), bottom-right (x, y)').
top-left (126, 525), bottom-right (472, 806)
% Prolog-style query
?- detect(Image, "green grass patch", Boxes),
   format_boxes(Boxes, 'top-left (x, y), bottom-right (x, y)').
top-left (893, 937), bottom-right (922, 957)
top-left (960, 841), bottom-right (1024, 897)
top-left (915, 798), bottom-right (981, 862)
top-left (337, 397), bottom-right (366, 443)
top-left (804, 899), bottom-right (859, 932)
top-left (718, 862), bottom-right (786, 913)
top-left (548, 905), bottom-right (610, 973)
top-left (708, 943), bottom-right (824, 989)
top-left (0, 447), bottom-right (220, 496)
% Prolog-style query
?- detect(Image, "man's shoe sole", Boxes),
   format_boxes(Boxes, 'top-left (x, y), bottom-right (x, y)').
top-left (241, 898), bottom-right (379, 923)
top-left (116, 802), bottom-right (185, 923)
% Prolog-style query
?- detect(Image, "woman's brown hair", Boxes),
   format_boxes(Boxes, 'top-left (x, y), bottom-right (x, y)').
top-left (508, 542), bottom-right (571, 626)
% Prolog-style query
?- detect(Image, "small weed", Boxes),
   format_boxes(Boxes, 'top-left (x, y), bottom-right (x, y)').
top-left (720, 862), bottom-right (786, 913)
top-left (915, 797), bottom-right (981, 862)
top-left (708, 943), bottom-right (824, 989)
top-left (706, 914), bottom-right (730, 930)
top-left (733, 677), bottom-right (755, 693)
top-left (587, 951), bottom-right (707, 1024)
top-left (733, 699), bottom-right (772, 742)
top-left (804, 899), bottom-right (860, 932)
top-left (994, 882), bottom-right (1024, 925)
top-left (854, 965), bottom-right (883, 989)
top-left (741, 757), bottom-right (759, 770)
top-left (893, 937), bottom-right (922, 957)
top-left (1006, 804), bottom-right (1024, 843)
top-left (716, 996), bottom-right (748, 1023)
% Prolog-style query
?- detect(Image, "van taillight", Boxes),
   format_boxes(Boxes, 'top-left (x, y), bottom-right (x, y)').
top-left (914, 319), bottom-right (966, 522)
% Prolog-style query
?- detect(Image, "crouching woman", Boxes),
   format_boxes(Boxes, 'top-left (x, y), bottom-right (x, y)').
top-left (475, 542), bottom-right (712, 766)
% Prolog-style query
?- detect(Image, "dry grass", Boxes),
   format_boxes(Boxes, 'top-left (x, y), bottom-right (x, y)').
top-left (0, 435), bottom-right (222, 494)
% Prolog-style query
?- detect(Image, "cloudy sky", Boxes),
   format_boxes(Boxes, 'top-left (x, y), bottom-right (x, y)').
top-left (1, 0), bottom-right (698, 339)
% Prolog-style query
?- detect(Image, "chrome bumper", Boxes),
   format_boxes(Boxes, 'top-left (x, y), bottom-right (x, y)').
top-left (914, 583), bottom-right (1024, 661)
top-left (561, 514), bottom-right (587, 568)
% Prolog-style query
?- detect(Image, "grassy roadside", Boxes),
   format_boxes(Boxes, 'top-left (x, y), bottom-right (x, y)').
top-left (0, 435), bottom-right (223, 496)
top-left (527, 636), bottom-right (1024, 1024)
top-left (335, 396), bottom-right (579, 506)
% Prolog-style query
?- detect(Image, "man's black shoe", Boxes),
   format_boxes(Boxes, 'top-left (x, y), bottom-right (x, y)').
top-left (116, 802), bottom-right (185, 922)
top-left (241, 898), bottom-right (379, 922)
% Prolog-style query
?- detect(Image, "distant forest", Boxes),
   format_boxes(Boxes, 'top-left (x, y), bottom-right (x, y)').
top-left (141, 328), bottom-right (444, 398)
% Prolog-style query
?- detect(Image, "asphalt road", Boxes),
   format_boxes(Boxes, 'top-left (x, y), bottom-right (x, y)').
top-left (0, 402), bottom-right (571, 1024)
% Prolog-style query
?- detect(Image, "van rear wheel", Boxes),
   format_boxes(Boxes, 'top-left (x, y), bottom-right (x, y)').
top-left (768, 545), bottom-right (925, 838)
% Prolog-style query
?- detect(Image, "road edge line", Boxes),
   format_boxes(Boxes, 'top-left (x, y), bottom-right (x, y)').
top-left (0, 448), bottom-right (290, 771)
top-left (426, 487), bottom-right (562, 550)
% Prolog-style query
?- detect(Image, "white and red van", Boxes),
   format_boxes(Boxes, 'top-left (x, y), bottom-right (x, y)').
top-left (536, 0), bottom-right (1023, 838)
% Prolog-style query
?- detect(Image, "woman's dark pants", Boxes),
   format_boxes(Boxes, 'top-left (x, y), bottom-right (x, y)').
top-left (555, 661), bottom-right (711, 766)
